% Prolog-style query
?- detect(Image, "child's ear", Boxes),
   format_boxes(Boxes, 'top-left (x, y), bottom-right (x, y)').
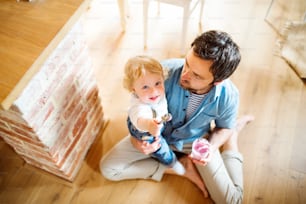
top-left (132, 90), bottom-right (138, 98)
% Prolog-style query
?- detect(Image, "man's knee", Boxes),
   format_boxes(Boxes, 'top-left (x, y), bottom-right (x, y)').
top-left (99, 158), bottom-right (121, 181)
top-left (100, 166), bottom-right (122, 181)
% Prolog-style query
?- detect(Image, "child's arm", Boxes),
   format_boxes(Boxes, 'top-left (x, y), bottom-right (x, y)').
top-left (137, 118), bottom-right (163, 137)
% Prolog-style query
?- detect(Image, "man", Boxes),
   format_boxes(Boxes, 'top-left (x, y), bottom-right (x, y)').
top-left (100, 30), bottom-right (254, 204)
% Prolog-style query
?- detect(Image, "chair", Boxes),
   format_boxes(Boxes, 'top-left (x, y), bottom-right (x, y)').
top-left (143, 0), bottom-right (205, 54)
top-left (117, 0), bottom-right (205, 54)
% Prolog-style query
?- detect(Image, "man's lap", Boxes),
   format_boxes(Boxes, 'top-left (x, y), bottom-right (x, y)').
top-left (100, 135), bottom-right (167, 181)
top-left (100, 135), bottom-right (243, 203)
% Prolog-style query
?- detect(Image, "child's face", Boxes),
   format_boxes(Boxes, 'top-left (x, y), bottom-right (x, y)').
top-left (133, 71), bottom-right (165, 104)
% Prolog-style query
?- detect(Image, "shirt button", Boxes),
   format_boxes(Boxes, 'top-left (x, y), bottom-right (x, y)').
top-left (183, 109), bottom-right (186, 111)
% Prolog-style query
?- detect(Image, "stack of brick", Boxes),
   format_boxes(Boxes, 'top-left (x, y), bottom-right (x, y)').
top-left (0, 21), bottom-right (104, 181)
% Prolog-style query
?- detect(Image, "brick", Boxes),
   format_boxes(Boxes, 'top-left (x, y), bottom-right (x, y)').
top-left (70, 42), bottom-right (86, 62)
top-left (0, 119), bottom-right (10, 130)
top-left (2, 134), bottom-right (23, 146)
top-left (63, 93), bottom-right (82, 120)
top-left (72, 110), bottom-right (88, 137)
top-left (0, 20), bottom-right (104, 181)
top-left (9, 105), bottom-right (22, 115)
top-left (35, 102), bottom-right (55, 128)
top-left (85, 86), bottom-right (99, 103)
top-left (52, 75), bottom-right (75, 106)
top-left (14, 77), bottom-right (45, 117)
top-left (14, 146), bottom-right (54, 164)
top-left (0, 110), bottom-right (30, 128)
top-left (0, 127), bottom-right (44, 147)
top-left (10, 125), bottom-right (38, 140)
top-left (43, 55), bottom-right (61, 77)
top-left (88, 107), bottom-right (104, 137)
top-left (58, 116), bottom-right (88, 167)
top-left (49, 123), bottom-right (73, 156)
top-left (88, 97), bottom-right (102, 119)
top-left (62, 84), bottom-right (78, 109)
top-left (49, 103), bottom-right (83, 157)
top-left (37, 119), bottom-right (64, 148)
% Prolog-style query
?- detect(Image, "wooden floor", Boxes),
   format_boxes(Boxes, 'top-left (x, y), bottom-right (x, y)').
top-left (1, 0), bottom-right (306, 203)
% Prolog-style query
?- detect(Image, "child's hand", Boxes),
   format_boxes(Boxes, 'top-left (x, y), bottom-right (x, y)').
top-left (147, 119), bottom-right (163, 137)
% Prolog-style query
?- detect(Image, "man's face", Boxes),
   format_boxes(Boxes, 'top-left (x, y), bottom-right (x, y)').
top-left (180, 49), bottom-right (215, 94)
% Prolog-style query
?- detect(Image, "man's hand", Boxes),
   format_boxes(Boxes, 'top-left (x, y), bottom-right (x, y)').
top-left (189, 138), bottom-right (212, 166)
top-left (189, 152), bottom-right (212, 166)
top-left (130, 136), bottom-right (161, 155)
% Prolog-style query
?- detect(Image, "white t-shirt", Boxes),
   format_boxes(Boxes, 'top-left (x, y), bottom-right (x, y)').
top-left (128, 94), bottom-right (168, 132)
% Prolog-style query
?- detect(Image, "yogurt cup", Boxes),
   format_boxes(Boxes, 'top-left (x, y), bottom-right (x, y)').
top-left (191, 138), bottom-right (210, 160)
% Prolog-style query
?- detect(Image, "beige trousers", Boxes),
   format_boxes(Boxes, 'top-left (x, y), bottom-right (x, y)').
top-left (100, 135), bottom-right (243, 204)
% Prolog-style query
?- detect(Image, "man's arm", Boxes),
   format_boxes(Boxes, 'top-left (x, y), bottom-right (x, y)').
top-left (208, 127), bottom-right (234, 152)
top-left (190, 127), bottom-right (234, 166)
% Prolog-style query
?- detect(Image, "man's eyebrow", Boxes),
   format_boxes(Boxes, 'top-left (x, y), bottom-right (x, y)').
top-left (185, 57), bottom-right (203, 78)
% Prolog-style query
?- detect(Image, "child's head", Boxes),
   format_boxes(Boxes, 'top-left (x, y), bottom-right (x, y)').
top-left (123, 55), bottom-right (166, 104)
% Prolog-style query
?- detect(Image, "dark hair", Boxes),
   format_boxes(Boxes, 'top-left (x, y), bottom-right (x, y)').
top-left (191, 30), bottom-right (241, 83)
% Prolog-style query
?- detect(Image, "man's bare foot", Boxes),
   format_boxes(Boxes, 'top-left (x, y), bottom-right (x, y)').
top-left (179, 155), bottom-right (209, 198)
top-left (236, 115), bottom-right (255, 132)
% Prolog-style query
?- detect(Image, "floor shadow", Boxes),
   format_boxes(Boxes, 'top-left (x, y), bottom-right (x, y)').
top-left (84, 113), bottom-right (128, 174)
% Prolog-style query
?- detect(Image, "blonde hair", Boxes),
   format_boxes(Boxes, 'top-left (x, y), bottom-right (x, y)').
top-left (123, 56), bottom-right (166, 92)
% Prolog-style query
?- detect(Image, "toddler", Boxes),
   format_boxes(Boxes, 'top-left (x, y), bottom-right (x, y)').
top-left (123, 55), bottom-right (185, 175)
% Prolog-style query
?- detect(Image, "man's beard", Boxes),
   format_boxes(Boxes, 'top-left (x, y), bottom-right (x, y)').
top-left (180, 80), bottom-right (195, 93)
top-left (180, 79), bottom-right (213, 95)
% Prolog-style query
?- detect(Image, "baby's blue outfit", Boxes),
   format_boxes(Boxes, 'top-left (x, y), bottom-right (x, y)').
top-left (127, 117), bottom-right (177, 166)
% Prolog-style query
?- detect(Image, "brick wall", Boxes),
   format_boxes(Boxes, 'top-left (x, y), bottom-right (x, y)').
top-left (0, 20), bottom-right (104, 181)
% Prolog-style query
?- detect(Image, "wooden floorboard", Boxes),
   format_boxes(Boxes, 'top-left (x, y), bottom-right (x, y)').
top-left (0, 0), bottom-right (305, 203)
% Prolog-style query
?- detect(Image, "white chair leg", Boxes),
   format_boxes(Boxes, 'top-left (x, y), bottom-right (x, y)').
top-left (199, 0), bottom-right (204, 24)
top-left (117, 0), bottom-right (126, 31)
top-left (143, 0), bottom-right (150, 48)
top-left (181, 4), bottom-right (190, 55)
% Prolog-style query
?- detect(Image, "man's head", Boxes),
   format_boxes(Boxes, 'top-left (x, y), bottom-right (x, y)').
top-left (191, 30), bottom-right (241, 83)
top-left (180, 30), bottom-right (241, 94)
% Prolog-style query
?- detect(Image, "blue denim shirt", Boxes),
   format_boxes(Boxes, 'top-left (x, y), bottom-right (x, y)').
top-left (161, 59), bottom-right (239, 150)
